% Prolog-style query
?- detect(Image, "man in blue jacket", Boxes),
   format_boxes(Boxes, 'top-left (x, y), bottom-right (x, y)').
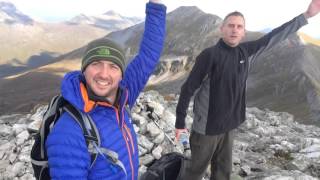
top-left (175, 0), bottom-right (320, 180)
top-left (45, 1), bottom-right (166, 180)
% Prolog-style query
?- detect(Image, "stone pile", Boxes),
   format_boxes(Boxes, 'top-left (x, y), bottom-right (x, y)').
top-left (0, 91), bottom-right (319, 180)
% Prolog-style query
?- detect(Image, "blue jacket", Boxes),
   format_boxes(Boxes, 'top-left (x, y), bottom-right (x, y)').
top-left (46, 2), bottom-right (166, 180)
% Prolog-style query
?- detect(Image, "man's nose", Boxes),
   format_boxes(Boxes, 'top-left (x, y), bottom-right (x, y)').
top-left (232, 27), bottom-right (239, 34)
top-left (99, 64), bottom-right (110, 77)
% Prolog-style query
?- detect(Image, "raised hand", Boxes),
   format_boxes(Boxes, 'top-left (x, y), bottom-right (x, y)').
top-left (304, 0), bottom-right (320, 18)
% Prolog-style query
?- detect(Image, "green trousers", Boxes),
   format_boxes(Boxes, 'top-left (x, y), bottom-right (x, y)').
top-left (178, 130), bottom-right (234, 180)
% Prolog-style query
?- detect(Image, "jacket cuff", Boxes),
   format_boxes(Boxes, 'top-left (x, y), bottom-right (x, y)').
top-left (298, 13), bottom-right (309, 26)
top-left (146, 2), bottom-right (167, 16)
top-left (175, 115), bottom-right (186, 129)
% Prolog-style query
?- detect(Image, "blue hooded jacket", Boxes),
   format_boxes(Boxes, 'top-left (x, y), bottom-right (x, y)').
top-left (45, 2), bottom-right (166, 180)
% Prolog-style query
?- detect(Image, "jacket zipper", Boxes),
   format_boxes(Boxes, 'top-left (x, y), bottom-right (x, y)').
top-left (124, 124), bottom-right (135, 154)
top-left (115, 107), bottom-right (135, 180)
top-left (116, 89), bottom-right (135, 180)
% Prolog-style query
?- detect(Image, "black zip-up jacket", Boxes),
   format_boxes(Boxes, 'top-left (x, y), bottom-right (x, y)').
top-left (175, 14), bottom-right (308, 135)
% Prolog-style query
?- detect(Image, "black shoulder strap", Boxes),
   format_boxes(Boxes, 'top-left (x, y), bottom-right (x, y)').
top-left (40, 95), bottom-right (67, 158)
top-left (62, 103), bottom-right (99, 168)
top-left (61, 98), bottom-right (126, 172)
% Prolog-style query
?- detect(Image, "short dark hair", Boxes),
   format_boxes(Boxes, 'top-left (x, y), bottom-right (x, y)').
top-left (223, 11), bottom-right (245, 24)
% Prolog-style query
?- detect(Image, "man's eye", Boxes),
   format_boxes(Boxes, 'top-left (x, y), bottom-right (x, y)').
top-left (111, 65), bottom-right (119, 69)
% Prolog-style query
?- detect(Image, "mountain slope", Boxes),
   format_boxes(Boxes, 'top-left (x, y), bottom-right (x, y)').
top-left (0, 2), bottom-right (140, 78)
top-left (246, 36), bottom-right (320, 125)
top-left (0, 1), bottom-right (109, 66)
top-left (0, 22), bottom-right (108, 78)
top-left (1, 6), bottom-right (320, 127)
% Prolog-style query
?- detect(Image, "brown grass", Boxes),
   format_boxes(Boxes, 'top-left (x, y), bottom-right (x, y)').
top-left (298, 33), bottom-right (320, 46)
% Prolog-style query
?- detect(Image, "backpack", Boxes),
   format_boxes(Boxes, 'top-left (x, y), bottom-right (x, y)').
top-left (140, 152), bottom-right (186, 180)
top-left (30, 95), bottom-right (127, 180)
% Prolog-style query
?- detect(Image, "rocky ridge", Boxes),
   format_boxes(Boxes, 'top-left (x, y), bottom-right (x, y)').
top-left (0, 91), bottom-right (319, 179)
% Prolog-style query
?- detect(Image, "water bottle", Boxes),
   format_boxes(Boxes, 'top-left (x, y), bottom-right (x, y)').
top-left (179, 132), bottom-right (189, 150)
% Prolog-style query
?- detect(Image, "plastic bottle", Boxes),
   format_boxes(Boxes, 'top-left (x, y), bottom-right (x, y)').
top-left (179, 132), bottom-right (189, 150)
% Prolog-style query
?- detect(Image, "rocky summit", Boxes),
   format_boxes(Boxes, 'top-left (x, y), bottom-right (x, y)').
top-left (0, 90), bottom-right (319, 180)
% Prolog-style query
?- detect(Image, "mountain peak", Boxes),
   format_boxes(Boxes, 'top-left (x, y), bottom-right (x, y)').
top-left (68, 9), bottom-right (142, 31)
top-left (0, 1), bottom-right (33, 25)
top-left (103, 10), bottom-right (119, 16)
top-left (167, 5), bottom-right (221, 24)
top-left (0, 1), bottom-right (15, 11)
top-left (169, 6), bottom-right (205, 16)
top-left (69, 13), bottom-right (92, 23)
top-left (175, 6), bottom-right (202, 12)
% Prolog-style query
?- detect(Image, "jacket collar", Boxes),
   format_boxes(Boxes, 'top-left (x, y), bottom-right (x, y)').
top-left (218, 38), bottom-right (237, 50)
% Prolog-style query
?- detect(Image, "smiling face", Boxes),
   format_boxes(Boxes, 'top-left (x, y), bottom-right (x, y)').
top-left (220, 15), bottom-right (246, 47)
top-left (83, 60), bottom-right (122, 103)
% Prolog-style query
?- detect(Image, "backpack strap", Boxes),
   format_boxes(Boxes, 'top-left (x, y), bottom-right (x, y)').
top-left (63, 104), bottom-right (99, 168)
top-left (93, 145), bottom-right (127, 175)
top-left (63, 104), bottom-right (98, 142)
top-left (63, 104), bottom-right (127, 176)
top-left (40, 95), bottom-right (66, 158)
top-left (84, 114), bottom-right (127, 176)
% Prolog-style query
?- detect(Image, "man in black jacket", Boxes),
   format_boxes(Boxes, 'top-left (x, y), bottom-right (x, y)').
top-left (175, 0), bottom-right (320, 179)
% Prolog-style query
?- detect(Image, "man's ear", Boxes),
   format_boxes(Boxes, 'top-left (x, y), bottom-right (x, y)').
top-left (219, 24), bottom-right (224, 37)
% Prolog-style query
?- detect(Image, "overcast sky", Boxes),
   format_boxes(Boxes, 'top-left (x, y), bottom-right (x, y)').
top-left (5, 0), bottom-right (320, 38)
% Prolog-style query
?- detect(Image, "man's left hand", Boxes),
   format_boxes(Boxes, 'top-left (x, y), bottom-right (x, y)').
top-left (304, 0), bottom-right (320, 18)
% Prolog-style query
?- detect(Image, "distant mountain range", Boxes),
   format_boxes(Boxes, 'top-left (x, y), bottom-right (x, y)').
top-left (68, 10), bottom-right (141, 31)
top-left (0, 4), bottom-right (320, 127)
top-left (0, 1), bottom-right (141, 77)
top-left (0, 1), bottom-right (33, 25)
